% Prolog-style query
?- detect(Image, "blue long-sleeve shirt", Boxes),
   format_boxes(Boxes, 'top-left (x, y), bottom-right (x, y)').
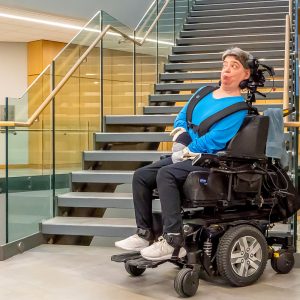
top-left (174, 87), bottom-right (247, 153)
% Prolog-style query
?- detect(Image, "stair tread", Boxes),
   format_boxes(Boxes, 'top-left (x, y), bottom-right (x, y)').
top-left (150, 92), bottom-right (283, 102)
top-left (84, 150), bottom-right (170, 154)
top-left (72, 170), bottom-right (134, 175)
top-left (42, 217), bottom-right (136, 227)
top-left (58, 192), bottom-right (134, 199)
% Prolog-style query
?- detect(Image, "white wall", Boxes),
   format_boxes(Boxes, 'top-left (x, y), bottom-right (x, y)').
top-left (0, 42), bottom-right (28, 165)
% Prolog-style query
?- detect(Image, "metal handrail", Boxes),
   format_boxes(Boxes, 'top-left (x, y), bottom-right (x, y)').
top-left (0, 0), bottom-right (170, 127)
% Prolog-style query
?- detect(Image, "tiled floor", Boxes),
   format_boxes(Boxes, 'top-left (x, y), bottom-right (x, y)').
top-left (0, 244), bottom-right (300, 300)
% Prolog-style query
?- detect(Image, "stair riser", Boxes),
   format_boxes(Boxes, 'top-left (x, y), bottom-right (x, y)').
top-left (160, 69), bottom-right (284, 80)
top-left (72, 173), bottom-right (133, 184)
top-left (183, 19), bottom-right (285, 30)
top-left (187, 13), bottom-right (286, 23)
top-left (149, 92), bottom-right (284, 103)
top-left (83, 152), bottom-right (169, 162)
top-left (144, 104), bottom-right (283, 114)
top-left (169, 51), bottom-right (285, 62)
top-left (95, 133), bottom-right (171, 143)
top-left (172, 42), bottom-right (285, 53)
top-left (194, 0), bottom-right (288, 6)
top-left (155, 81), bottom-right (283, 92)
top-left (176, 34), bottom-right (285, 46)
top-left (190, 6), bottom-right (288, 17)
top-left (41, 223), bottom-right (136, 237)
top-left (165, 60), bottom-right (284, 71)
top-left (180, 26), bottom-right (285, 38)
top-left (193, 1), bottom-right (289, 11)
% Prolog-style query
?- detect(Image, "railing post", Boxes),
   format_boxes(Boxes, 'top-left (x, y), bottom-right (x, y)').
top-left (284, 14), bottom-right (291, 123)
top-left (133, 31), bottom-right (137, 115)
top-left (100, 12), bottom-right (104, 132)
top-left (50, 60), bottom-right (56, 217)
top-left (5, 97), bottom-right (8, 243)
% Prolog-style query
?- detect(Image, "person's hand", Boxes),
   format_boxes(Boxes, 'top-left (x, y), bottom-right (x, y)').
top-left (171, 149), bottom-right (184, 163)
top-left (182, 148), bottom-right (199, 159)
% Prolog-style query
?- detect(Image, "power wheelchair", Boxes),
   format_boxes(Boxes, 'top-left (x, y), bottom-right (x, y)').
top-left (111, 113), bottom-right (300, 297)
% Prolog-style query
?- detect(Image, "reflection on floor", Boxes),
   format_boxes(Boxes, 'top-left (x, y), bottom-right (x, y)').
top-left (0, 244), bottom-right (299, 300)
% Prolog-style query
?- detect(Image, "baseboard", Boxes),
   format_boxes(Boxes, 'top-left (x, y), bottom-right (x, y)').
top-left (0, 232), bottom-right (46, 261)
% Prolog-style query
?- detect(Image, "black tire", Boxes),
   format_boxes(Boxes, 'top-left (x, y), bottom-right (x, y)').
top-left (174, 268), bottom-right (199, 298)
top-left (124, 261), bottom-right (146, 277)
top-left (216, 225), bottom-right (268, 287)
top-left (271, 250), bottom-right (295, 274)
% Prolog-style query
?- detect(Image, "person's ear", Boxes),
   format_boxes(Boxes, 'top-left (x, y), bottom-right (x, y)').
top-left (244, 69), bottom-right (251, 80)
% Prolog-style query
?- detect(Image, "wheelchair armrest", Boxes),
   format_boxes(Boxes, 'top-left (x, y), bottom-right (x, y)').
top-left (192, 153), bottom-right (220, 168)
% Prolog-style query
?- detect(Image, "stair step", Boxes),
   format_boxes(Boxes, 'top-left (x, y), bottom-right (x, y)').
top-left (183, 19), bottom-right (285, 31)
top-left (105, 115), bottom-right (175, 126)
top-left (180, 26), bottom-right (285, 38)
top-left (71, 170), bottom-right (134, 184)
top-left (149, 92), bottom-right (283, 103)
top-left (190, 6), bottom-right (288, 17)
top-left (194, 0), bottom-right (288, 5)
top-left (155, 81), bottom-right (283, 92)
top-left (164, 59), bottom-right (283, 71)
top-left (41, 217), bottom-right (136, 237)
top-left (176, 34), bottom-right (285, 46)
top-left (57, 192), bottom-right (161, 210)
top-left (94, 132), bottom-right (171, 143)
top-left (169, 50), bottom-right (285, 62)
top-left (172, 41), bottom-right (285, 53)
top-left (186, 12), bottom-right (286, 24)
top-left (83, 150), bottom-right (170, 162)
top-left (160, 69), bottom-right (284, 81)
top-left (193, 0), bottom-right (289, 10)
top-left (144, 104), bottom-right (283, 114)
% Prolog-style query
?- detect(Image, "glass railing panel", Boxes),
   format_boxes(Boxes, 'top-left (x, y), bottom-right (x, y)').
top-left (135, 0), bottom-right (158, 41)
top-left (4, 64), bottom-right (51, 124)
top-left (53, 70), bottom-right (97, 172)
top-left (135, 1), bottom-right (160, 115)
top-left (175, 0), bottom-right (192, 38)
top-left (6, 107), bottom-right (53, 242)
top-left (101, 11), bottom-right (134, 116)
top-left (158, 0), bottom-right (175, 75)
top-left (53, 12), bottom-right (101, 80)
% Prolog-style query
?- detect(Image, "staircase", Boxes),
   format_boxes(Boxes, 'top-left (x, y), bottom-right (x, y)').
top-left (41, 0), bottom-right (293, 244)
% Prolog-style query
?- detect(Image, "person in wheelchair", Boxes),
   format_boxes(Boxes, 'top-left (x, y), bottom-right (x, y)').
top-left (115, 47), bottom-right (253, 261)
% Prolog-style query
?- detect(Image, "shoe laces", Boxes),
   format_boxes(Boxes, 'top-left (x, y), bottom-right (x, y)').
top-left (153, 236), bottom-right (171, 251)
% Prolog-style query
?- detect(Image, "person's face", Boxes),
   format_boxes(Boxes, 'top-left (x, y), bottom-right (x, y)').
top-left (221, 55), bottom-right (250, 89)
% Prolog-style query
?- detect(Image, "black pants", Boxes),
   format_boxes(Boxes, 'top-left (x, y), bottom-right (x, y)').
top-left (132, 157), bottom-right (205, 234)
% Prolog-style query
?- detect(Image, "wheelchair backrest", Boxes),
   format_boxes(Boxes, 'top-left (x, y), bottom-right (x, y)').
top-left (225, 115), bottom-right (269, 159)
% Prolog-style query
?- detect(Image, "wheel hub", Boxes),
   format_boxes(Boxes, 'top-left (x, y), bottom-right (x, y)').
top-left (230, 235), bottom-right (262, 277)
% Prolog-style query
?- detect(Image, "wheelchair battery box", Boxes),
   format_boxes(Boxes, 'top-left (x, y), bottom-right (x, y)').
top-left (233, 173), bottom-right (263, 194)
top-left (182, 171), bottom-right (227, 207)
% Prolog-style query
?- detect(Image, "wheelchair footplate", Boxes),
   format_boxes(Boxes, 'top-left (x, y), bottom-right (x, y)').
top-left (111, 251), bottom-right (173, 269)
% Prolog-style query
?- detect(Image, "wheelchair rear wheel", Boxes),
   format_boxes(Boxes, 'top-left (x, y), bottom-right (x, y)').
top-left (216, 224), bottom-right (268, 287)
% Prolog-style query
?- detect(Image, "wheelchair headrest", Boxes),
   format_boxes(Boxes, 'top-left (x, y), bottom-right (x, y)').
top-left (225, 115), bottom-right (269, 159)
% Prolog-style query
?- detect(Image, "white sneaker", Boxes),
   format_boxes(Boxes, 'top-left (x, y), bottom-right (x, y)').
top-left (115, 234), bottom-right (150, 251)
top-left (140, 236), bottom-right (187, 261)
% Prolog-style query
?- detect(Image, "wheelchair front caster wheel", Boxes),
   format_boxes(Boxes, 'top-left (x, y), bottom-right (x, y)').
top-left (271, 250), bottom-right (295, 274)
top-left (174, 268), bottom-right (199, 298)
top-left (124, 261), bottom-right (146, 277)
